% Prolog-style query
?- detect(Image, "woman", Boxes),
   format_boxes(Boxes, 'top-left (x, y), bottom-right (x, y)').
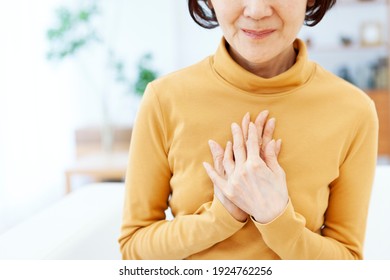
top-left (119, 0), bottom-right (378, 259)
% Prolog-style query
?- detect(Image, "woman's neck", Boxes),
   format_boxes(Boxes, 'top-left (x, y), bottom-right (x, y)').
top-left (228, 45), bottom-right (297, 79)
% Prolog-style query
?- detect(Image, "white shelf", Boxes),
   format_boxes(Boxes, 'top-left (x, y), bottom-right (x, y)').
top-left (307, 44), bottom-right (389, 53)
top-left (337, 0), bottom-right (387, 6)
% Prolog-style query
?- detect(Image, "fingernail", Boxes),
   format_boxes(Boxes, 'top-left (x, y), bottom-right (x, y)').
top-left (208, 140), bottom-right (216, 151)
top-left (261, 110), bottom-right (269, 116)
top-left (257, 110), bottom-right (269, 119)
top-left (231, 122), bottom-right (240, 131)
top-left (268, 118), bottom-right (276, 127)
top-left (226, 141), bottom-right (233, 151)
top-left (202, 162), bottom-right (213, 173)
top-left (268, 140), bottom-right (277, 154)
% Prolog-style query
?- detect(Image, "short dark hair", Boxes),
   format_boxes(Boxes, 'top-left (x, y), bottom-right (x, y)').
top-left (188, 0), bottom-right (337, 29)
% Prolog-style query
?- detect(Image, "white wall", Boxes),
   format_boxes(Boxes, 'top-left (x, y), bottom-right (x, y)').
top-left (0, 0), bottom-right (79, 233)
top-left (72, 0), bottom-right (222, 127)
top-left (174, 0), bottom-right (222, 68)
top-left (299, 1), bottom-right (388, 89)
top-left (0, 0), bottom-right (220, 234)
top-left (54, 0), bottom-right (180, 127)
top-left (0, 0), bottom-right (387, 234)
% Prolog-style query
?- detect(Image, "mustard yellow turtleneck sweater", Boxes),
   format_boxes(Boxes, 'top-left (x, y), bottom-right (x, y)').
top-left (118, 38), bottom-right (378, 260)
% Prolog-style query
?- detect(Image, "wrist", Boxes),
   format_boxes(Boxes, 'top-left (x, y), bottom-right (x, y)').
top-left (252, 199), bottom-right (289, 224)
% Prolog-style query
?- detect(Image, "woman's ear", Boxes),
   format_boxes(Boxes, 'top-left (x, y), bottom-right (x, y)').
top-left (307, 0), bottom-right (315, 7)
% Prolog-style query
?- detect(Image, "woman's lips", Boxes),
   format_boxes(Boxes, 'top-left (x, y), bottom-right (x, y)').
top-left (242, 28), bottom-right (275, 39)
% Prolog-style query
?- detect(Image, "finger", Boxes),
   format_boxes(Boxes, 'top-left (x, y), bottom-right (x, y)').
top-left (275, 139), bottom-right (282, 157)
top-left (263, 140), bottom-right (281, 172)
top-left (246, 122), bottom-right (261, 161)
top-left (203, 162), bottom-right (226, 187)
top-left (261, 118), bottom-right (276, 155)
top-left (223, 141), bottom-right (235, 175)
top-left (241, 112), bottom-right (250, 141)
top-left (231, 122), bottom-right (246, 164)
top-left (254, 110), bottom-right (269, 134)
top-left (208, 140), bottom-right (224, 176)
top-left (254, 110), bottom-right (269, 151)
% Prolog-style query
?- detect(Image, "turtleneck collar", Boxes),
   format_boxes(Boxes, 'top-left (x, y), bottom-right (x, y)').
top-left (211, 38), bottom-right (315, 95)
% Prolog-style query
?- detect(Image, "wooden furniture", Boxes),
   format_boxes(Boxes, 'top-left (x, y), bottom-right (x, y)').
top-left (367, 90), bottom-right (390, 156)
top-left (75, 126), bottom-right (132, 157)
top-left (302, 0), bottom-right (390, 157)
top-left (65, 152), bottom-right (129, 194)
top-left (64, 126), bottom-right (132, 194)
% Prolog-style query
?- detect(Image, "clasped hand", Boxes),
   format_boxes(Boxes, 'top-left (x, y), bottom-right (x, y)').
top-left (203, 111), bottom-right (288, 224)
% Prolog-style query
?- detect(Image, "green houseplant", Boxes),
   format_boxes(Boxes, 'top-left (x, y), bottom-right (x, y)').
top-left (46, 2), bottom-right (158, 95)
top-left (46, 2), bottom-right (158, 151)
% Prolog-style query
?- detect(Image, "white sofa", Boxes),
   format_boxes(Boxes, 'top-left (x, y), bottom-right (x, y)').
top-left (364, 164), bottom-right (390, 259)
top-left (0, 166), bottom-right (388, 260)
top-left (0, 183), bottom-right (125, 260)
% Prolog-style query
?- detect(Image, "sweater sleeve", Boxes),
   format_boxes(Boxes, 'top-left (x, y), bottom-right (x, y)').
top-left (118, 84), bottom-right (246, 260)
top-left (254, 100), bottom-right (379, 259)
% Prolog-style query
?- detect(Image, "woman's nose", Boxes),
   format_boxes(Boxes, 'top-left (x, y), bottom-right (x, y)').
top-left (243, 0), bottom-right (273, 20)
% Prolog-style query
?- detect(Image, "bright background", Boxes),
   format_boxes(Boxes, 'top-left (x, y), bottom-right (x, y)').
top-left (0, 0), bottom-right (388, 238)
top-left (0, 0), bottom-right (220, 234)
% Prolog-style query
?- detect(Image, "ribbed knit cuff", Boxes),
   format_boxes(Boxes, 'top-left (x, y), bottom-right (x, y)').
top-left (252, 199), bottom-right (305, 254)
top-left (209, 195), bottom-right (248, 229)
